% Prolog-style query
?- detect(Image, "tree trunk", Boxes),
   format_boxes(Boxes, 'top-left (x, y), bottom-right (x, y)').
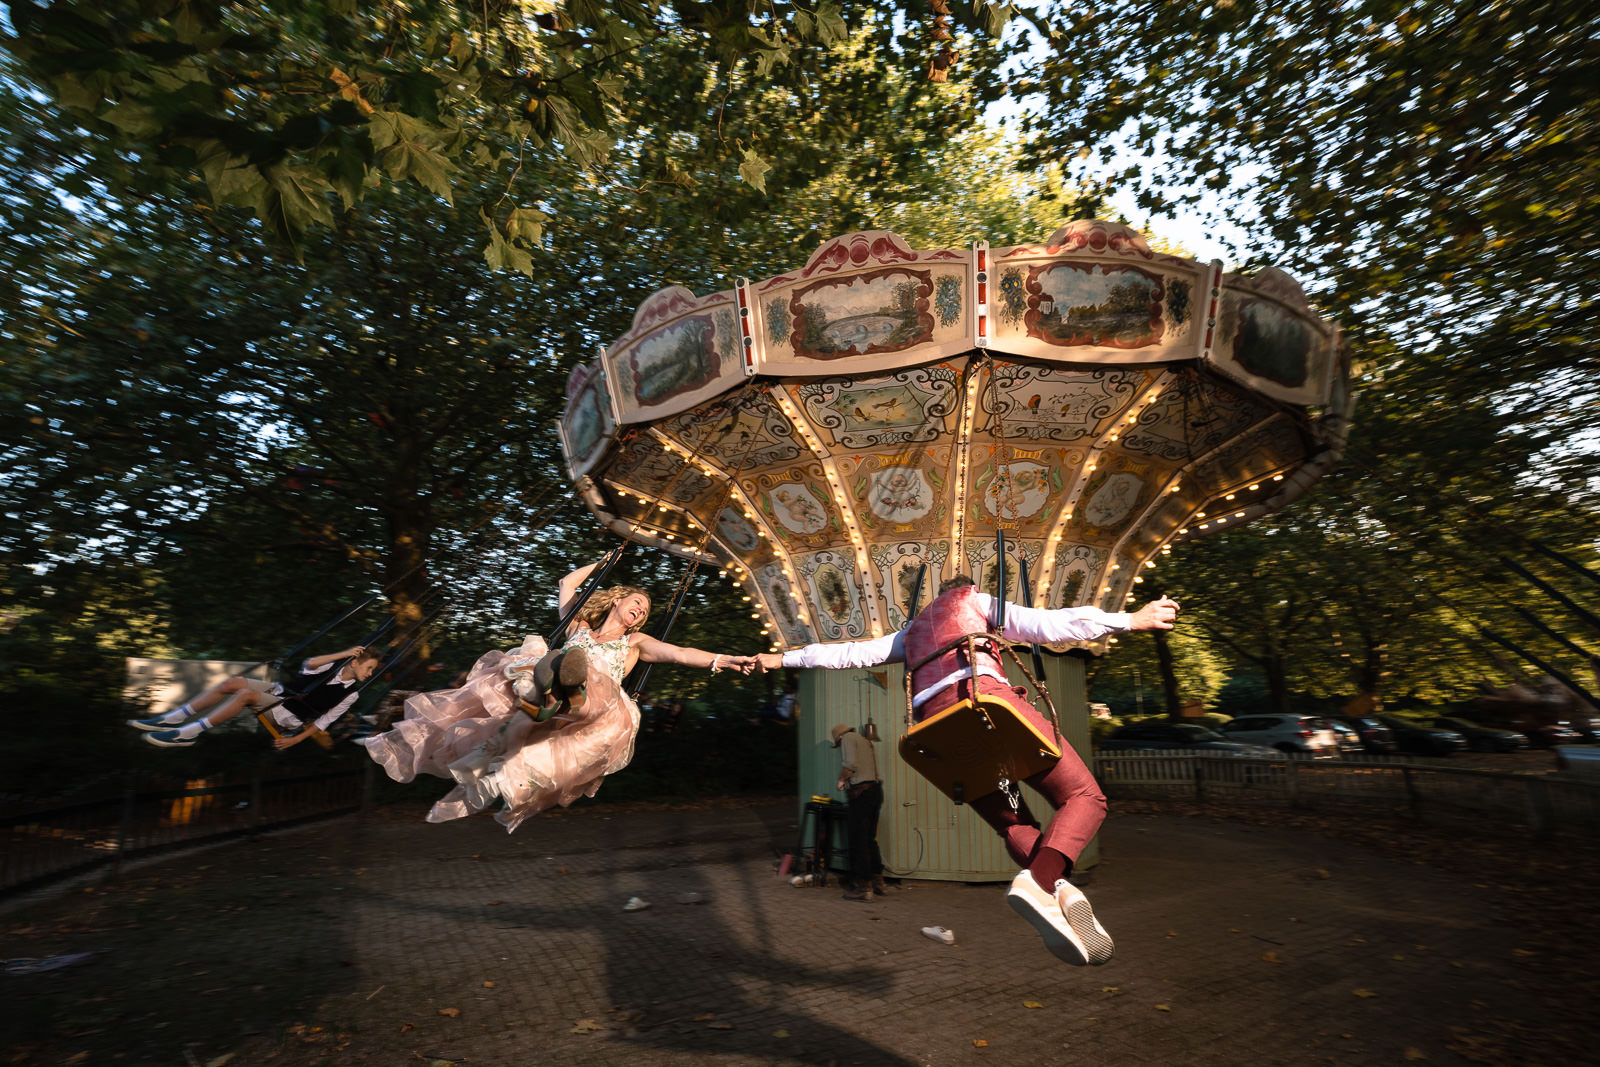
top-left (1264, 655), bottom-right (1291, 715)
top-left (1155, 629), bottom-right (1183, 719)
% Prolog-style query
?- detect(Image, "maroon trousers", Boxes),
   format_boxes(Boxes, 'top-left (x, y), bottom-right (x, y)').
top-left (918, 673), bottom-right (1106, 869)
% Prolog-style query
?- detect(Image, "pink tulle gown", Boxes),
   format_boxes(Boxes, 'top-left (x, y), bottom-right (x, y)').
top-left (361, 628), bottom-right (641, 832)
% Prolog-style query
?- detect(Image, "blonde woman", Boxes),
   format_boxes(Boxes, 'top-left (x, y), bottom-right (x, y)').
top-left (363, 561), bottom-right (756, 832)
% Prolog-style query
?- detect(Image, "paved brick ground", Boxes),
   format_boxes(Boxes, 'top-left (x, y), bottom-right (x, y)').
top-left (4, 797), bottom-right (1588, 1065)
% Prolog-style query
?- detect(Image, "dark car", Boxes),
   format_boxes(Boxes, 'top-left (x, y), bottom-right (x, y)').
top-left (1432, 716), bottom-right (1529, 753)
top-left (1325, 714), bottom-right (1396, 755)
top-left (1523, 721), bottom-right (1584, 748)
top-left (1099, 722), bottom-right (1280, 757)
top-left (1375, 714), bottom-right (1467, 757)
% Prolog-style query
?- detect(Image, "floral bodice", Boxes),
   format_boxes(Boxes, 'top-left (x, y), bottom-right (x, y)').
top-left (566, 626), bottom-right (633, 684)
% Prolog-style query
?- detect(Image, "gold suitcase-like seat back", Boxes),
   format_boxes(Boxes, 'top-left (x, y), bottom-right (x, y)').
top-left (897, 634), bottom-right (1062, 804)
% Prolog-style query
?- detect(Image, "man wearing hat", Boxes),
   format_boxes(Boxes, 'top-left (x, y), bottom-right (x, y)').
top-left (832, 721), bottom-right (886, 902)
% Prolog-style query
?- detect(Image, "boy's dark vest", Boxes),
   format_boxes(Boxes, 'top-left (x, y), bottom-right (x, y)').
top-left (282, 665), bottom-right (355, 723)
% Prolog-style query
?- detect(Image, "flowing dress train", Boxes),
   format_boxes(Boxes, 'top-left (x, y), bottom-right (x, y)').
top-left (360, 628), bottom-right (640, 832)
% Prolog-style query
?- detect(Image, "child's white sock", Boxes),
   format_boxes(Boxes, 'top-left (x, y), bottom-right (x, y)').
top-left (174, 717), bottom-right (212, 740)
top-left (160, 703), bottom-right (193, 724)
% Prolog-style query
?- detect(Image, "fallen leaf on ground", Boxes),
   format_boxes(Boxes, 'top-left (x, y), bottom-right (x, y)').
top-left (709, 1021), bottom-right (734, 1030)
top-left (1352, 989), bottom-right (1378, 999)
top-left (570, 1018), bottom-right (605, 1033)
top-left (772, 1029), bottom-right (790, 1038)
top-left (1403, 1048), bottom-right (1428, 1061)
top-left (1023, 1000), bottom-right (1043, 1009)
top-left (693, 1013), bottom-right (716, 1021)
top-left (1154, 1004), bottom-right (1171, 1012)
top-left (1316, 868), bottom-right (1330, 879)
top-left (399, 1023), bottom-right (415, 1033)
top-left (485, 901), bottom-right (502, 906)
top-left (1512, 949), bottom-right (1536, 957)
top-left (1262, 952), bottom-right (1283, 964)
top-left (1100, 986), bottom-right (1120, 995)
top-left (437, 1007), bottom-right (461, 1018)
top-left (557, 866), bottom-right (568, 875)
top-left (1392, 954), bottom-right (1405, 961)
top-left (1166, 930), bottom-right (1178, 938)
top-left (482, 981), bottom-right (495, 988)
top-left (972, 1039), bottom-right (989, 1047)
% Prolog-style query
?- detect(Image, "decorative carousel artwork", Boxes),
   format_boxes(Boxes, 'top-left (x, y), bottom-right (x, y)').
top-left (799, 550), bottom-right (865, 639)
top-left (1025, 263), bottom-right (1164, 349)
top-left (767, 481), bottom-right (831, 536)
top-left (1208, 267), bottom-right (1338, 407)
top-left (715, 507), bottom-right (762, 553)
top-left (986, 365), bottom-right (1149, 444)
top-left (787, 268), bottom-right (936, 360)
top-left (1079, 470), bottom-right (1150, 535)
top-left (964, 537), bottom-right (1040, 604)
top-left (870, 541), bottom-right (949, 629)
top-left (758, 562), bottom-right (812, 645)
top-left (976, 459), bottom-right (1056, 523)
top-left (796, 365), bottom-right (960, 448)
top-left (560, 220), bottom-right (1352, 654)
top-left (666, 393), bottom-right (803, 469)
top-left (560, 361), bottom-right (614, 478)
top-left (862, 465), bottom-right (934, 524)
top-left (623, 315), bottom-right (731, 406)
top-left (1046, 544), bottom-right (1106, 608)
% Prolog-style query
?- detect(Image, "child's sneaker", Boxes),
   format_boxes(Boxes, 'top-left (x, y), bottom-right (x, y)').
top-left (144, 728), bottom-right (197, 748)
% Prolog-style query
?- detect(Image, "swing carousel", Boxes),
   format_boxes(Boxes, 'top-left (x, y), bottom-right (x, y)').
top-left (557, 219), bottom-right (1353, 879)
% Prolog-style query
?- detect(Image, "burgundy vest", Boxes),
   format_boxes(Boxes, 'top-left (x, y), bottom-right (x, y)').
top-left (902, 585), bottom-right (1002, 699)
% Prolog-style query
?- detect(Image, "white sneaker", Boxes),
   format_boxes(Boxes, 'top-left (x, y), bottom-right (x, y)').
top-left (921, 925), bottom-right (956, 945)
top-left (623, 896), bottom-right (650, 912)
top-left (1006, 869), bottom-right (1102, 966)
top-left (1055, 878), bottom-right (1115, 965)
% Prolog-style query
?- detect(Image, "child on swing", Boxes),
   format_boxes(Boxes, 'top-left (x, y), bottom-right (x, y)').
top-left (127, 645), bottom-right (384, 749)
top-left (361, 561), bottom-right (759, 832)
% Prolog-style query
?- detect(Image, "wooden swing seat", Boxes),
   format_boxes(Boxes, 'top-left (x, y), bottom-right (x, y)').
top-left (898, 686), bottom-right (1061, 805)
top-left (255, 709), bottom-right (333, 749)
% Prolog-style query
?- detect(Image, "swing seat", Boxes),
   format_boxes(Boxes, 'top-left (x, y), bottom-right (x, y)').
top-left (898, 689), bottom-right (1061, 805)
top-left (255, 710), bottom-right (334, 749)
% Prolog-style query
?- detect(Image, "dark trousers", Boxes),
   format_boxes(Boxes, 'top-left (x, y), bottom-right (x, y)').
top-left (844, 781), bottom-right (884, 884)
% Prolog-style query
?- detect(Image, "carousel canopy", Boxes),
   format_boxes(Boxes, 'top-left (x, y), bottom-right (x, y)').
top-left (558, 220), bottom-right (1353, 652)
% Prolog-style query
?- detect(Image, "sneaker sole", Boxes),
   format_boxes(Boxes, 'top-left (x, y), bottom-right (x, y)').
top-left (144, 735), bottom-right (196, 748)
top-left (1006, 889), bottom-right (1088, 965)
top-left (1062, 897), bottom-right (1115, 965)
top-left (127, 718), bottom-right (183, 732)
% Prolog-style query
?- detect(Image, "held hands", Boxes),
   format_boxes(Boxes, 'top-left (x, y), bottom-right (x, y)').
top-left (715, 655), bottom-right (759, 675)
top-left (755, 652), bottom-right (784, 673)
top-left (1127, 596), bottom-right (1180, 632)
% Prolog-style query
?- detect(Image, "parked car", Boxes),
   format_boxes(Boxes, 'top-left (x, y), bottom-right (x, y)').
top-left (1375, 714), bottom-right (1468, 757)
top-left (1431, 716), bottom-right (1529, 753)
top-left (1327, 720), bottom-right (1366, 756)
top-left (1215, 713), bottom-right (1341, 757)
top-left (1098, 722), bottom-right (1281, 757)
top-left (1523, 722), bottom-right (1584, 748)
top-left (1323, 714), bottom-right (1396, 755)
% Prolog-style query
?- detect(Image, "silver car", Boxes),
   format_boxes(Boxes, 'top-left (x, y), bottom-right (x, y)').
top-left (1216, 713), bottom-right (1342, 757)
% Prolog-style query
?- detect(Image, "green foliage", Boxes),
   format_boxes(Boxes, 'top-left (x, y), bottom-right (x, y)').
top-left (5, 0), bottom-right (1021, 262)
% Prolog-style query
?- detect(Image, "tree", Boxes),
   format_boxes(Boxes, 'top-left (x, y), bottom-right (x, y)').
top-left (5, 0), bottom-right (1020, 260)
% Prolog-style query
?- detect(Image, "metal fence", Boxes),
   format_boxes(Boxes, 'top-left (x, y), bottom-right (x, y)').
top-left (0, 769), bottom-right (368, 895)
top-left (1093, 751), bottom-right (1600, 837)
